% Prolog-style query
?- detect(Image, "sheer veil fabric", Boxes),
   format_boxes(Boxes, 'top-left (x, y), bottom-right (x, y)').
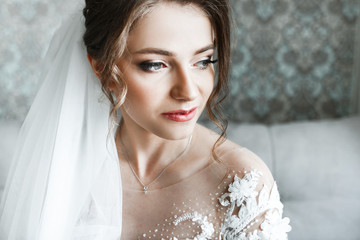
top-left (0, 12), bottom-right (123, 239)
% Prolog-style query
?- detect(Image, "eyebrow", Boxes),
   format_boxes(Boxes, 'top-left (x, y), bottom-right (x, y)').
top-left (132, 44), bottom-right (215, 56)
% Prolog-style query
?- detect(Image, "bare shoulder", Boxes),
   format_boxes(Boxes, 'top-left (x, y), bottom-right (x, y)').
top-left (195, 123), bottom-right (274, 188)
top-left (220, 145), bottom-right (274, 187)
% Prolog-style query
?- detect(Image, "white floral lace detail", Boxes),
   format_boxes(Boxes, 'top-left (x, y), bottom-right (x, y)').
top-left (218, 170), bottom-right (291, 240)
top-left (137, 169), bottom-right (290, 240)
top-left (171, 211), bottom-right (214, 240)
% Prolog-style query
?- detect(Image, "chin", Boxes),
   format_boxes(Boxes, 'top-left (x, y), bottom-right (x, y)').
top-left (152, 121), bottom-right (198, 141)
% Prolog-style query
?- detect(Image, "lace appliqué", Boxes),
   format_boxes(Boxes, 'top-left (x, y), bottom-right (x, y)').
top-left (171, 211), bottom-right (214, 240)
top-left (140, 169), bottom-right (290, 240)
top-left (219, 170), bottom-right (291, 240)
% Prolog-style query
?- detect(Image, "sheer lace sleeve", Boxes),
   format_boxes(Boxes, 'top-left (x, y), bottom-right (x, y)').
top-left (116, 147), bottom-right (290, 239)
top-left (218, 148), bottom-right (291, 240)
top-left (218, 170), bottom-right (291, 239)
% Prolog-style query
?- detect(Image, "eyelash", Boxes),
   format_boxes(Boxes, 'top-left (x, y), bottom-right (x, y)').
top-left (138, 58), bottom-right (218, 72)
top-left (139, 61), bottom-right (167, 72)
top-left (195, 58), bottom-right (218, 70)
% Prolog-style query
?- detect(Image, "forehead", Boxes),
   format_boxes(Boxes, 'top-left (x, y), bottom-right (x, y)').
top-left (126, 2), bottom-right (214, 54)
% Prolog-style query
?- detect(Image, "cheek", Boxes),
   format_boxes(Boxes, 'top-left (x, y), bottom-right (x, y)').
top-left (123, 73), bottom-right (167, 110)
top-left (205, 78), bottom-right (214, 95)
top-left (126, 82), bottom-right (150, 103)
top-left (199, 71), bottom-right (215, 100)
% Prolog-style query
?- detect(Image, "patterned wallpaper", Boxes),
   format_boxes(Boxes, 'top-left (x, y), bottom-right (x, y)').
top-left (1, 0), bottom-right (360, 124)
top-left (0, 0), bottom-right (78, 122)
top-left (226, 0), bottom-right (360, 123)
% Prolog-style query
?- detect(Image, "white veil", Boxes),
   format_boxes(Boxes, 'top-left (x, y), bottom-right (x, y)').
top-left (0, 12), bottom-right (123, 240)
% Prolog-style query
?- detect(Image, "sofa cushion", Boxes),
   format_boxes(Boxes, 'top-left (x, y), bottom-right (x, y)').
top-left (270, 115), bottom-right (360, 239)
top-left (285, 199), bottom-right (360, 239)
top-left (225, 122), bottom-right (274, 172)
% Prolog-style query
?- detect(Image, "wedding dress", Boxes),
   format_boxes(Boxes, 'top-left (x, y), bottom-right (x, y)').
top-left (75, 148), bottom-right (291, 240)
top-left (0, 10), bottom-right (290, 240)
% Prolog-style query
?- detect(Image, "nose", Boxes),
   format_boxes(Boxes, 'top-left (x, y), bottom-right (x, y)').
top-left (170, 66), bottom-right (199, 101)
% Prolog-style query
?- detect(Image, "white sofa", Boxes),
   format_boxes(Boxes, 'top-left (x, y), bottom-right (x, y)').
top-left (1, 115), bottom-right (360, 239)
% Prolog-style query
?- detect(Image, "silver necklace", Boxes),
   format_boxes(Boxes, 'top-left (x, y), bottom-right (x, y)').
top-left (120, 135), bottom-right (192, 194)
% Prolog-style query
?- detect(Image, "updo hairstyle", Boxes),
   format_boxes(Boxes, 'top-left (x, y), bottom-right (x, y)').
top-left (83, 0), bottom-right (231, 160)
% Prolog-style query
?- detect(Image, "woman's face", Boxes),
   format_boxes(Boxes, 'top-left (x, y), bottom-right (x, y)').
top-left (118, 2), bottom-right (215, 140)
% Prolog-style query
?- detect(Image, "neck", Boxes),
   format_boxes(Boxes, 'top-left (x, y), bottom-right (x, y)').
top-left (116, 119), bottom-right (192, 181)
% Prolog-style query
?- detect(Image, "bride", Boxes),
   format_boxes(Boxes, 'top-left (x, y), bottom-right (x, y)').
top-left (0, 0), bottom-right (291, 239)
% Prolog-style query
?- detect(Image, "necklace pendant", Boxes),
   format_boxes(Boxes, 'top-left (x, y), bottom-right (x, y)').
top-left (143, 186), bottom-right (148, 194)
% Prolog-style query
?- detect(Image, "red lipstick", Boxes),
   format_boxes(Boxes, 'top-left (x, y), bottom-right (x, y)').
top-left (162, 107), bottom-right (197, 122)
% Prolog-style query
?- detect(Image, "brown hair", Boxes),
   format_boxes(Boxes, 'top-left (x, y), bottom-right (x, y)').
top-left (83, 0), bottom-right (231, 160)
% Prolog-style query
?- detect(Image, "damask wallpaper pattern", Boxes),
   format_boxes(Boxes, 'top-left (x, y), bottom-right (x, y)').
top-left (1, 0), bottom-right (359, 123)
top-left (226, 0), bottom-right (360, 123)
top-left (0, 0), bottom-right (77, 121)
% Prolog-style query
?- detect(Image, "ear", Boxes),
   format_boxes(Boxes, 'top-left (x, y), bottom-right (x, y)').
top-left (87, 54), bottom-right (117, 92)
top-left (87, 54), bottom-right (102, 79)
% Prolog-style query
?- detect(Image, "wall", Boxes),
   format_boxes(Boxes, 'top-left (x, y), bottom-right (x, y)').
top-left (0, 0), bottom-right (78, 121)
top-left (225, 0), bottom-right (360, 123)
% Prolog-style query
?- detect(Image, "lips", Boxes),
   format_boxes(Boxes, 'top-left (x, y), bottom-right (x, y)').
top-left (161, 107), bottom-right (198, 122)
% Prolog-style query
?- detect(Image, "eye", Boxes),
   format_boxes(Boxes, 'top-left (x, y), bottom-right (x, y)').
top-left (194, 58), bottom-right (218, 70)
top-left (139, 61), bottom-right (167, 72)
